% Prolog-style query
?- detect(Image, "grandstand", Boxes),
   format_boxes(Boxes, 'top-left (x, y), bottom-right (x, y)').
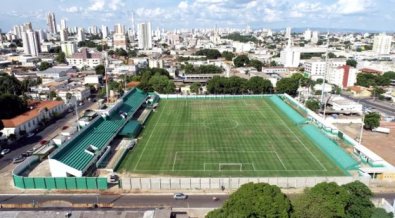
top-left (49, 88), bottom-right (149, 177)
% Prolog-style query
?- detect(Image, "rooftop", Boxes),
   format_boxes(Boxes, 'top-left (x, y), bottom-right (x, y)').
top-left (2, 101), bottom-right (64, 128)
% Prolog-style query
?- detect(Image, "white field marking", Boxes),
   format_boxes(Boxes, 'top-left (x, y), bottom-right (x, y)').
top-left (134, 101), bottom-right (167, 171)
top-left (274, 151), bottom-right (288, 170)
top-left (260, 99), bottom-right (328, 171)
top-left (133, 169), bottom-right (327, 172)
top-left (172, 151), bottom-right (178, 171)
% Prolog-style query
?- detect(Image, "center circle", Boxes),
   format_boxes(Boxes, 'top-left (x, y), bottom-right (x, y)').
top-left (204, 118), bottom-right (239, 129)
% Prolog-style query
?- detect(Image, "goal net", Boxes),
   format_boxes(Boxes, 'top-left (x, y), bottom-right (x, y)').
top-left (219, 163), bottom-right (243, 171)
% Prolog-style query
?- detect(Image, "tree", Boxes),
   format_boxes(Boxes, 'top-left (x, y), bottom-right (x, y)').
top-left (0, 94), bottom-right (27, 119)
top-left (328, 52), bottom-right (337, 59)
top-left (249, 59), bottom-right (264, 71)
top-left (372, 86), bottom-right (385, 98)
top-left (383, 71), bottom-right (395, 81)
top-left (0, 120), bottom-right (3, 131)
top-left (38, 61), bottom-right (52, 71)
top-left (221, 51), bottom-right (235, 61)
top-left (233, 55), bottom-right (250, 67)
top-left (293, 182), bottom-right (350, 218)
top-left (342, 181), bottom-right (374, 218)
top-left (305, 99), bottom-right (320, 112)
top-left (48, 91), bottom-right (57, 100)
top-left (56, 51), bottom-right (66, 64)
top-left (364, 112), bottom-right (380, 130)
top-left (276, 78), bottom-right (299, 96)
top-left (0, 73), bottom-right (23, 95)
top-left (206, 183), bottom-right (292, 218)
top-left (346, 59), bottom-right (357, 68)
top-left (371, 208), bottom-right (393, 218)
top-left (128, 49), bottom-right (137, 57)
top-left (115, 48), bottom-right (128, 57)
top-left (148, 74), bottom-right (175, 94)
top-left (95, 65), bottom-right (105, 76)
top-left (356, 73), bottom-right (379, 87)
top-left (195, 49), bottom-right (221, 59)
top-left (222, 32), bottom-right (258, 43)
top-left (190, 83), bottom-right (201, 94)
top-left (247, 76), bottom-right (273, 94)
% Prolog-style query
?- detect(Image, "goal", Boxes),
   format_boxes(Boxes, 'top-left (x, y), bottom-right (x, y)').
top-left (219, 163), bottom-right (243, 171)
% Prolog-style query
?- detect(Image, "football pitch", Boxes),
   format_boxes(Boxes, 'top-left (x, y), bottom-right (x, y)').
top-left (118, 97), bottom-right (346, 177)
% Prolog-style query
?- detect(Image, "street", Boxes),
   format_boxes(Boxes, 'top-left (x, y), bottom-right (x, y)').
top-left (340, 94), bottom-right (395, 117)
top-left (0, 101), bottom-right (94, 171)
top-left (0, 193), bottom-right (393, 209)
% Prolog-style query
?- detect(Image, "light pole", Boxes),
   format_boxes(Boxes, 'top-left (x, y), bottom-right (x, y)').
top-left (359, 113), bottom-right (365, 145)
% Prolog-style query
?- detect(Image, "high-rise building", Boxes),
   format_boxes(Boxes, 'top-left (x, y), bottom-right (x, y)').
top-left (113, 33), bottom-right (127, 50)
top-left (373, 33), bottom-right (392, 55)
top-left (22, 22), bottom-right (33, 32)
top-left (102, 25), bottom-right (109, 39)
top-left (114, 24), bottom-right (125, 34)
top-left (13, 25), bottom-right (22, 39)
top-left (137, 22), bottom-right (152, 50)
top-left (60, 28), bottom-right (68, 42)
top-left (77, 28), bottom-right (85, 42)
top-left (304, 29), bottom-right (312, 41)
top-left (285, 27), bottom-right (291, 39)
top-left (60, 19), bottom-right (67, 31)
top-left (311, 31), bottom-right (319, 44)
top-left (38, 29), bottom-right (47, 43)
top-left (47, 12), bottom-right (57, 34)
top-left (61, 41), bottom-right (77, 58)
top-left (22, 30), bottom-right (41, 57)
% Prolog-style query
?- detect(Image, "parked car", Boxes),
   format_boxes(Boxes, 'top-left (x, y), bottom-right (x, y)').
top-left (108, 174), bottom-right (118, 183)
top-left (173, 193), bottom-right (188, 200)
top-left (13, 155), bottom-right (26, 164)
top-left (1, 149), bottom-right (10, 156)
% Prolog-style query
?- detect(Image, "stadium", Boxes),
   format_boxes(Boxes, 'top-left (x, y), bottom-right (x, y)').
top-left (12, 88), bottom-right (394, 190)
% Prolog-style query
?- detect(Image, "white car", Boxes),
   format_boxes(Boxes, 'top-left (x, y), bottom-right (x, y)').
top-left (173, 193), bottom-right (188, 200)
top-left (1, 149), bottom-right (10, 156)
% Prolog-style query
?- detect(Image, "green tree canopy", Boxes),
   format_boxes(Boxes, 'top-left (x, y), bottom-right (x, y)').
top-left (0, 94), bottom-right (27, 119)
top-left (189, 83), bottom-right (201, 94)
top-left (181, 64), bottom-right (223, 74)
top-left (137, 68), bottom-right (175, 94)
top-left (249, 59), bottom-right (264, 71)
top-left (207, 183), bottom-right (292, 218)
top-left (56, 51), bottom-right (66, 64)
top-left (293, 182), bottom-right (350, 218)
top-left (276, 78), bottom-right (299, 96)
top-left (247, 76), bottom-right (273, 94)
top-left (221, 51), bottom-right (235, 61)
top-left (38, 61), bottom-right (52, 71)
top-left (364, 112), bottom-right (380, 130)
top-left (223, 32), bottom-right (258, 43)
top-left (95, 64), bottom-right (105, 76)
top-left (383, 71), bottom-right (395, 81)
top-left (305, 99), bottom-right (320, 112)
top-left (0, 73), bottom-right (23, 95)
top-left (233, 55), bottom-right (250, 67)
top-left (343, 181), bottom-right (375, 218)
top-left (371, 208), bottom-right (393, 218)
top-left (195, 49), bottom-right (221, 59)
top-left (346, 59), bottom-right (357, 68)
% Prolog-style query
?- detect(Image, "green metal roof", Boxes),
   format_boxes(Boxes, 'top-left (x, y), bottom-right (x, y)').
top-left (51, 88), bottom-right (147, 172)
top-left (119, 120), bottom-right (142, 137)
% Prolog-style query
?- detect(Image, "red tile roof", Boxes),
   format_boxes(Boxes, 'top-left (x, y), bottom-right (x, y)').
top-left (1, 101), bottom-right (64, 128)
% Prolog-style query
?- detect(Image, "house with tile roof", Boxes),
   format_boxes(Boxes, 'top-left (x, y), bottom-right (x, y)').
top-left (1, 101), bottom-right (66, 139)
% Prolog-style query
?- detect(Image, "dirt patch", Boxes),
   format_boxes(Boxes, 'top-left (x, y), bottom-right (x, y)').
top-left (337, 122), bottom-right (395, 166)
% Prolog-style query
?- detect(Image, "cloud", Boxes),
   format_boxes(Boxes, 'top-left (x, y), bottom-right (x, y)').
top-left (88, 0), bottom-right (106, 11)
top-left (333, 0), bottom-right (372, 15)
top-left (64, 6), bottom-right (82, 13)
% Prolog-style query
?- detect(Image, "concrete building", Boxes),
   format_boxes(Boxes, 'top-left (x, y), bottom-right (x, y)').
top-left (102, 25), bottom-right (109, 39)
top-left (113, 33), bottom-right (127, 50)
top-left (58, 86), bottom-right (91, 102)
top-left (285, 27), bottom-right (291, 39)
top-left (327, 65), bottom-right (358, 88)
top-left (1, 101), bottom-right (66, 138)
top-left (304, 29), bottom-right (312, 41)
top-left (137, 22), bottom-right (152, 50)
top-left (21, 30), bottom-right (41, 57)
top-left (60, 28), bottom-right (68, 42)
top-left (37, 66), bottom-right (73, 79)
top-left (67, 48), bottom-right (102, 69)
top-left (77, 28), bottom-right (85, 42)
top-left (304, 59), bottom-right (346, 80)
top-left (60, 19), bottom-right (67, 31)
top-left (329, 95), bottom-right (363, 114)
top-left (47, 12), bottom-right (57, 34)
top-left (61, 41), bottom-right (77, 58)
top-left (373, 33), bottom-right (392, 55)
top-left (149, 59), bottom-right (164, 68)
top-left (114, 24), bottom-right (125, 34)
top-left (311, 31), bottom-right (319, 44)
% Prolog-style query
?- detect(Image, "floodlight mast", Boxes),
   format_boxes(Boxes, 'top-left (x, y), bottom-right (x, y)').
top-left (320, 31), bottom-right (330, 119)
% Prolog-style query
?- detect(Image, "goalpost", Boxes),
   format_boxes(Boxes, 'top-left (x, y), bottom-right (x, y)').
top-left (219, 163), bottom-right (243, 171)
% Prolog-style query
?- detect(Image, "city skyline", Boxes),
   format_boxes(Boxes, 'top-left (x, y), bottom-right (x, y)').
top-left (0, 0), bottom-right (394, 32)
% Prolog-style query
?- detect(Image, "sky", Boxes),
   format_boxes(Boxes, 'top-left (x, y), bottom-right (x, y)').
top-left (0, 0), bottom-right (394, 32)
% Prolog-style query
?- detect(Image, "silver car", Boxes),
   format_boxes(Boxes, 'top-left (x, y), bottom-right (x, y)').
top-left (173, 193), bottom-right (188, 200)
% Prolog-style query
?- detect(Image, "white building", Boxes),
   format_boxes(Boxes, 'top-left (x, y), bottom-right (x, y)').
top-left (60, 28), bottom-right (68, 42)
top-left (21, 30), bottom-right (41, 57)
top-left (285, 27), bottom-right (291, 39)
top-left (58, 86), bottom-right (91, 102)
top-left (67, 48), bottom-right (102, 69)
top-left (77, 28), bottom-right (85, 42)
top-left (304, 29), bottom-right (312, 41)
top-left (114, 24), bottom-right (125, 34)
top-left (102, 25), bottom-right (109, 39)
top-left (60, 19), bottom-right (67, 31)
top-left (61, 41), bottom-right (77, 58)
top-left (84, 75), bottom-right (102, 84)
top-left (327, 65), bottom-right (358, 88)
top-left (311, 31), bottom-right (319, 44)
top-left (47, 12), bottom-right (57, 34)
top-left (137, 22), bottom-right (153, 50)
top-left (149, 59), bottom-right (164, 68)
top-left (113, 33), bottom-right (127, 50)
top-left (37, 66), bottom-right (73, 79)
top-left (373, 33), bottom-right (392, 55)
top-left (304, 59), bottom-right (346, 80)
top-left (330, 95), bottom-right (363, 114)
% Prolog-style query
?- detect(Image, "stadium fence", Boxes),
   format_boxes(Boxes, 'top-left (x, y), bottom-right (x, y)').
top-left (119, 176), bottom-right (395, 190)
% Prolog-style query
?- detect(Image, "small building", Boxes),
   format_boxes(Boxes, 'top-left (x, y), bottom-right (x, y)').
top-left (36, 66), bottom-right (74, 79)
top-left (349, 86), bottom-right (372, 98)
top-left (67, 48), bottom-right (103, 69)
top-left (1, 101), bottom-right (66, 138)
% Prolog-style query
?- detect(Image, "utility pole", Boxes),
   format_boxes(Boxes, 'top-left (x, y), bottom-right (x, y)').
top-left (74, 97), bottom-right (80, 131)
top-left (320, 31), bottom-right (330, 118)
top-left (359, 113), bottom-right (365, 145)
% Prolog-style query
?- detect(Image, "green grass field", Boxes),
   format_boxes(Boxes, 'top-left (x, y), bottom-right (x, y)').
top-left (118, 98), bottom-right (346, 177)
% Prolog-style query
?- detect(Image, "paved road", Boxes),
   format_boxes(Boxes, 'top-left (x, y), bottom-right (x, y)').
top-left (0, 193), bottom-right (393, 209)
top-left (0, 194), bottom-right (227, 209)
top-left (0, 102), bottom-right (94, 171)
top-left (340, 94), bottom-right (395, 116)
